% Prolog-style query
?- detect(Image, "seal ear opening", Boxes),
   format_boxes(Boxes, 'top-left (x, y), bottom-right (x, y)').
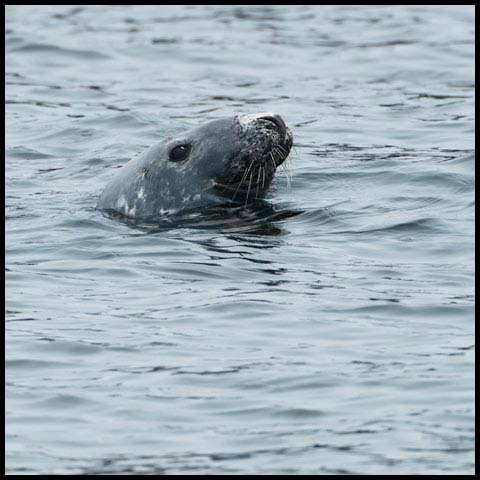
top-left (169, 144), bottom-right (191, 163)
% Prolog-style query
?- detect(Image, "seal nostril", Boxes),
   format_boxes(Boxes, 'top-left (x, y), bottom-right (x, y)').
top-left (260, 114), bottom-right (287, 137)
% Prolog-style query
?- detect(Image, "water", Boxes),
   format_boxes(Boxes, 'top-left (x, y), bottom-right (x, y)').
top-left (5, 5), bottom-right (475, 475)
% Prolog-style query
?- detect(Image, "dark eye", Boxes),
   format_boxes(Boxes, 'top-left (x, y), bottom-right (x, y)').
top-left (169, 144), bottom-right (190, 162)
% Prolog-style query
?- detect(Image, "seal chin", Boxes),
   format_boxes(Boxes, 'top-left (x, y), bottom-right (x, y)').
top-left (214, 113), bottom-right (292, 203)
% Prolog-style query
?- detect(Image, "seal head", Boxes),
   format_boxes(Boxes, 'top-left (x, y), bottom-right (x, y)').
top-left (97, 112), bottom-right (292, 220)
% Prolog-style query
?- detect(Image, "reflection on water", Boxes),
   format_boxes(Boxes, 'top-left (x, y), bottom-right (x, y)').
top-left (105, 201), bottom-right (304, 236)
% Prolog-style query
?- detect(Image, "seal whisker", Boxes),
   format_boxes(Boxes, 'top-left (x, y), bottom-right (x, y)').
top-left (273, 147), bottom-right (283, 168)
top-left (274, 146), bottom-right (286, 164)
top-left (245, 168), bottom-right (254, 207)
top-left (281, 163), bottom-right (291, 188)
top-left (269, 152), bottom-right (280, 185)
top-left (280, 151), bottom-right (292, 187)
top-left (255, 165), bottom-right (262, 200)
top-left (276, 144), bottom-right (287, 156)
top-left (231, 156), bottom-right (256, 203)
top-left (270, 149), bottom-right (278, 167)
top-left (269, 151), bottom-right (276, 169)
top-left (271, 147), bottom-right (292, 188)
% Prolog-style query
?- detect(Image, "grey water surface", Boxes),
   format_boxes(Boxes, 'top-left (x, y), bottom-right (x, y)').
top-left (5, 5), bottom-right (475, 475)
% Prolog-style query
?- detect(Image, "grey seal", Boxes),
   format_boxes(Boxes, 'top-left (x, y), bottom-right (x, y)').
top-left (97, 112), bottom-right (292, 220)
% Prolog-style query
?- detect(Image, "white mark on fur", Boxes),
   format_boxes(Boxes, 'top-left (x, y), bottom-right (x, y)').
top-left (238, 112), bottom-right (276, 128)
top-left (116, 195), bottom-right (127, 210)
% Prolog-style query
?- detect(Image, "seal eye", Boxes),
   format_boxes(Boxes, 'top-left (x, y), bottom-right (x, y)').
top-left (169, 144), bottom-right (190, 163)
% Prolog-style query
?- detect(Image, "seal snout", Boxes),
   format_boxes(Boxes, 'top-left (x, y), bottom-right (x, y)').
top-left (212, 112), bottom-right (293, 203)
top-left (258, 113), bottom-right (288, 139)
top-left (238, 112), bottom-right (289, 140)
